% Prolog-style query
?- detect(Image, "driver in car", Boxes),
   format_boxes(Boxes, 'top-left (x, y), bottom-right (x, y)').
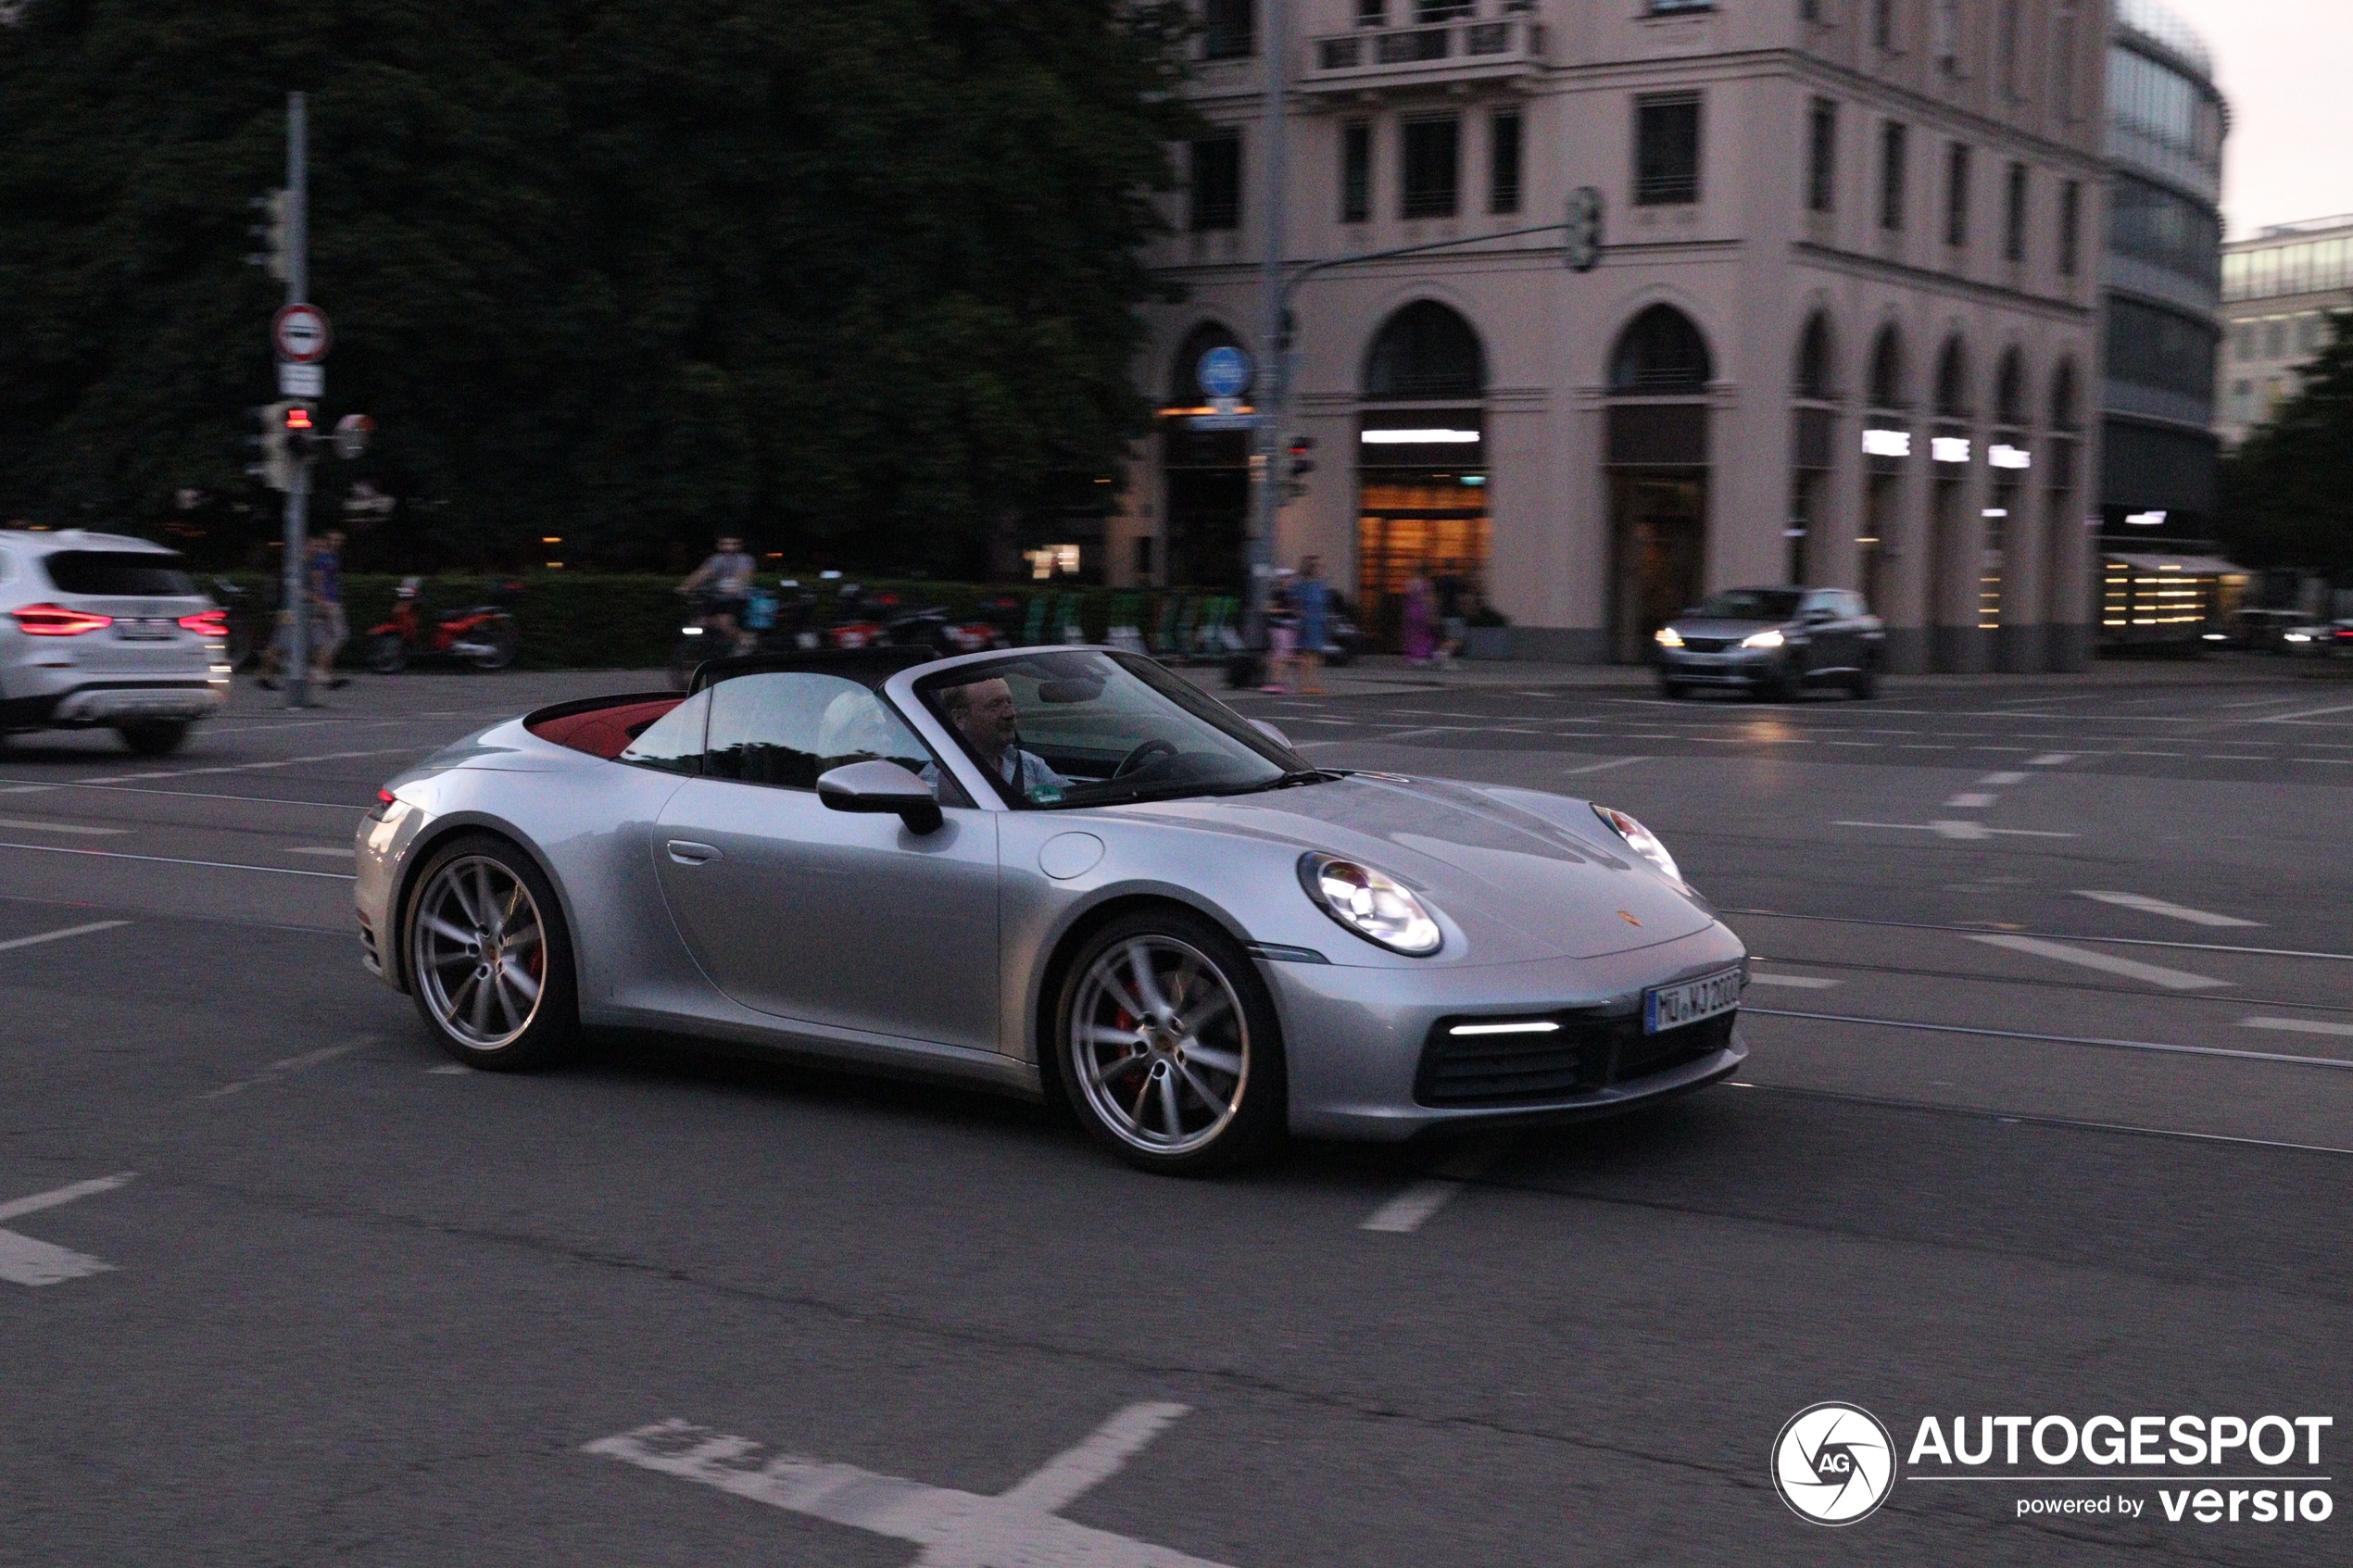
top-left (936, 677), bottom-right (1068, 800)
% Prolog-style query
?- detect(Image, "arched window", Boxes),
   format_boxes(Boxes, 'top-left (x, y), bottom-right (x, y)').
top-left (1362, 301), bottom-right (1486, 400)
top-left (1168, 321), bottom-right (1250, 405)
top-left (1868, 325), bottom-right (1905, 408)
top-left (2049, 360), bottom-right (2081, 430)
top-left (1994, 347), bottom-right (2026, 427)
top-left (1933, 337), bottom-right (1970, 419)
top-left (1795, 314), bottom-right (1835, 401)
top-left (1609, 305), bottom-right (1713, 394)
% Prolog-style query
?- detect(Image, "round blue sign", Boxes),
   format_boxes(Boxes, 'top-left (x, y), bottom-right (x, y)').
top-left (1197, 345), bottom-right (1251, 400)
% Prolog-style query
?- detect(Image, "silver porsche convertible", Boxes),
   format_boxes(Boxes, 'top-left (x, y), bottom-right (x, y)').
top-left (355, 647), bottom-right (1747, 1173)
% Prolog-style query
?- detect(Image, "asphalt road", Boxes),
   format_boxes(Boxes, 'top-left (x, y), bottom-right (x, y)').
top-left (4, 660), bottom-right (2350, 1565)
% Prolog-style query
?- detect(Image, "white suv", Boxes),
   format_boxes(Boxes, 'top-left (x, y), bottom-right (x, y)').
top-left (0, 529), bottom-right (230, 755)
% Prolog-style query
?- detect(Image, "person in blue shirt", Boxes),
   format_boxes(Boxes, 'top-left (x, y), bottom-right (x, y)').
top-left (1292, 555), bottom-right (1330, 696)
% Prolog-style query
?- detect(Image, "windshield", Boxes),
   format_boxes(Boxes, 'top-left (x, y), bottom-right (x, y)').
top-left (1692, 588), bottom-right (1803, 621)
top-left (912, 650), bottom-right (1302, 808)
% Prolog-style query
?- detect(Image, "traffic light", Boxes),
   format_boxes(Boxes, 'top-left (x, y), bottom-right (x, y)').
top-left (247, 190), bottom-right (291, 282)
top-left (1284, 434), bottom-right (1315, 499)
top-left (253, 400), bottom-right (317, 491)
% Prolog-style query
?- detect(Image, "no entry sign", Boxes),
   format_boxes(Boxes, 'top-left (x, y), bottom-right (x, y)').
top-left (271, 304), bottom-right (333, 364)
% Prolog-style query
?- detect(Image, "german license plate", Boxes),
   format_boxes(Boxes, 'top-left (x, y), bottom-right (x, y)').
top-left (115, 618), bottom-right (175, 640)
top-left (1643, 967), bottom-right (1743, 1035)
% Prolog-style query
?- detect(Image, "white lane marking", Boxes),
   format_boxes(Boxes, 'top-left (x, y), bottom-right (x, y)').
top-left (2257, 702), bottom-right (2353, 724)
top-left (1979, 771), bottom-right (2029, 785)
top-left (2242, 1017), bottom-right (2353, 1039)
top-left (0, 919), bottom-right (129, 954)
top-left (2074, 890), bottom-right (2261, 928)
top-left (0, 778), bottom-right (365, 809)
top-left (61, 746), bottom-right (420, 787)
top-left (2028, 753), bottom-right (2076, 765)
top-left (283, 847), bottom-right (355, 858)
top-left (1563, 756), bottom-right (1649, 776)
top-left (588, 1404), bottom-right (1228, 1568)
top-left (0, 841), bottom-right (355, 880)
top-left (0, 817), bottom-right (126, 836)
top-left (428, 1063), bottom-right (471, 1074)
top-left (1968, 934), bottom-right (2231, 991)
top-left (1744, 1007), bottom-right (2353, 1071)
top-left (1361, 1142), bottom-right (1505, 1234)
top-left (0, 1173), bottom-right (134, 1287)
top-left (1832, 821), bottom-right (2077, 840)
top-left (1744, 972), bottom-right (1843, 990)
top-left (195, 1041), bottom-right (363, 1100)
top-left (1944, 793), bottom-right (1997, 809)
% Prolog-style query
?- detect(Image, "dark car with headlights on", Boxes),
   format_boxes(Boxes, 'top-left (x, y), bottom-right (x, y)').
top-left (1653, 587), bottom-right (1882, 701)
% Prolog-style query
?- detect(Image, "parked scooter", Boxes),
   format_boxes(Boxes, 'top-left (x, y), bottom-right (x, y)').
top-left (366, 576), bottom-right (521, 673)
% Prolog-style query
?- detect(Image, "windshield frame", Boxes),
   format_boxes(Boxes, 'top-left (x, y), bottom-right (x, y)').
top-left (901, 649), bottom-right (1305, 810)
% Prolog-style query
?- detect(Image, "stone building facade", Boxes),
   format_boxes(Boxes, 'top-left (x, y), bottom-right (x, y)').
top-left (1112, 0), bottom-right (2108, 671)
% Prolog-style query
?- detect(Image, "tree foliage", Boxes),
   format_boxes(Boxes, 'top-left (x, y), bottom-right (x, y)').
top-left (0, 0), bottom-right (1193, 571)
top-left (2219, 311), bottom-right (2353, 578)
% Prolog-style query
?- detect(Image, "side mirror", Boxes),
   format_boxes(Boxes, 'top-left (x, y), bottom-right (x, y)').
top-left (817, 759), bottom-right (943, 834)
top-left (1251, 719), bottom-right (1294, 749)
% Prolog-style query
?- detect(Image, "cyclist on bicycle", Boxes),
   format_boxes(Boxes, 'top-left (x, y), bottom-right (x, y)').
top-left (678, 535), bottom-right (757, 654)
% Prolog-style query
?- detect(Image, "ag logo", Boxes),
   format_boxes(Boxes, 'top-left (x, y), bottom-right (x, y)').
top-left (1772, 1402), bottom-right (1896, 1525)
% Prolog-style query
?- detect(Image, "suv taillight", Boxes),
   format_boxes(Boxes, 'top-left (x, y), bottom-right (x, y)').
top-left (13, 603), bottom-right (113, 636)
top-left (178, 608), bottom-right (229, 638)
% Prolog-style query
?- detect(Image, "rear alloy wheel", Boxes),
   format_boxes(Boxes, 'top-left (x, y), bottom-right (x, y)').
top-left (1058, 912), bottom-right (1284, 1174)
top-left (117, 720), bottom-right (189, 757)
top-left (403, 836), bottom-right (576, 1070)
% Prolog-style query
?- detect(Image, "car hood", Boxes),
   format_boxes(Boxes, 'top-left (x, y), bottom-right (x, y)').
top-left (1667, 616), bottom-right (1788, 638)
top-left (1114, 773), bottom-right (1717, 962)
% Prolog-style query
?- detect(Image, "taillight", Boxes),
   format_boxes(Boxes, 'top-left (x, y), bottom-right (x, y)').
top-left (369, 786), bottom-right (400, 822)
top-left (13, 603), bottom-right (113, 636)
top-left (179, 608), bottom-right (229, 638)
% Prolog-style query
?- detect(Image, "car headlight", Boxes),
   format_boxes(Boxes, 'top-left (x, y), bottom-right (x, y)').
top-left (1592, 805), bottom-right (1685, 888)
top-left (1654, 626), bottom-right (1684, 648)
top-left (1299, 854), bottom-right (1442, 956)
top-left (1741, 628), bottom-right (1785, 649)
top-left (2286, 633), bottom-right (2312, 643)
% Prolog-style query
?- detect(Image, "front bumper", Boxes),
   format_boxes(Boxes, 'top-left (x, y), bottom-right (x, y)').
top-left (1265, 922), bottom-right (1750, 1140)
top-left (1658, 646), bottom-right (1785, 686)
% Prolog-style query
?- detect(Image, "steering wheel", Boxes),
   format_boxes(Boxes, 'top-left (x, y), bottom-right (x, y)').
top-left (1113, 737), bottom-right (1179, 780)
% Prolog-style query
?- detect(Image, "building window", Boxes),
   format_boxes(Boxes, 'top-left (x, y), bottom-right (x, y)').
top-left (1872, 0), bottom-right (1894, 50)
top-left (1635, 94), bottom-right (1702, 207)
top-left (1489, 110), bottom-right (1522, 215)
top-left (1944, 142), bottom-right (1971, 249)
top-left (1189, 133), bottom-right (1241, 232)
top-left (2108, 174), bottom-right (2221, 289)
top-left (1355, 0), bottom-right (1388, 23)
top-left (1341, 122), bottom-right (1372, 224)
top-left (1401, 116), bottom-right (1460, 220)
top-left (1203, 0), bottom-right (1254, 60)
top-left (1801, 0), bottom-right (1820, 20)
top-left (2004, 163), bottom-right (2027, 262)
top-left (2000, 0), bottom-right (2020, 98)
top-left (1931, 0), bottom-right (1958, 73)
top-left (1880, 121), bottom-right (1907, 232)
top-left (2058, 179), bottom-right (2080, 275)
top-left (2108, 297), bottom-right (2219, 403)
top-left (1417, 0), bottom-right (1474, 19)
top-left (2055, 4), bottom-right (2078, 120)
top-left (1806, 98), bottom-right (1838, 215)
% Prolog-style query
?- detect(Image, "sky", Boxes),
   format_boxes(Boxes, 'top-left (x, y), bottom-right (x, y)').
top-left (2159, 0), bottom-right (2353, 237)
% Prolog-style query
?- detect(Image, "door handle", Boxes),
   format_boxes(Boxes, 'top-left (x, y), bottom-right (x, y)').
top-left (667, 840), bottom-right (722, 866)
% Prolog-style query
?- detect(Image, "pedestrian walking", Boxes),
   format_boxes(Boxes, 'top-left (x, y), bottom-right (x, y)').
top-left (1435, 562), bottom-right (1469, 669)
top-left (1263, 571), bottom-right (1297, 694)
top-left (309, 529), bottom-right (349, 688)
top-left (1293, 555), bottom-right (1330, 695)
top-left (1402, 572), bottom-right (1438, 666)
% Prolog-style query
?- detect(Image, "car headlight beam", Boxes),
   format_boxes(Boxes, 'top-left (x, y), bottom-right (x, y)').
top-left (1654, 626), bottom-right (1684, 648)
top-left (1592, 805), bottom-right (1685, 888)
top-left (1741, 628), bottom-right (1785, 649)
top-left (1298, 854), bottom-right (1443, 956)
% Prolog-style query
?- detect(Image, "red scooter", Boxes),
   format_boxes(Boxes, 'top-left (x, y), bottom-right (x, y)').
top-left (366, 576), bottom-right (521, 672)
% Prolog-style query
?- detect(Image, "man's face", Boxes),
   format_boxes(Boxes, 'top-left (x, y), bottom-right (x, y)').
top-left (718, 537), bottom-right (742, 554)
top-left (952, 678), bottom-right (1020, 757)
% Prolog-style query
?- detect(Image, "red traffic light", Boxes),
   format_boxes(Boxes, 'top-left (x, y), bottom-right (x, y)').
top-left (283, 406), bottom-right (315, 432)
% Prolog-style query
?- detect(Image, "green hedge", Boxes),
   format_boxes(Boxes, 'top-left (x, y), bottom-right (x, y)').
top-left (220, 572), bottom-right (1248, 670)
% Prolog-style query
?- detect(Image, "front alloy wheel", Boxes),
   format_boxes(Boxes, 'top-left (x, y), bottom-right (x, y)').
top-left (405, 838), bottom-right (575, 1069)
top-left (1060, 913), bottom-right (1284, 1173)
